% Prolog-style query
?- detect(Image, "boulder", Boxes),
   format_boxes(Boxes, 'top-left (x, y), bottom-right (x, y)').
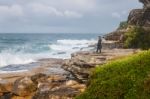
top-left (37, 76), bottom-right (66, 92)
top-left (32, 87), bottom-right (79, 99)
top-left (0, 79), bottom-right (13, 94)
top-left (12, 95), bottom-right (32, 99)
top-left (12, 77), bottom-right (37, 97)
top-left (0, 93), bottom-right (12, 99)
top-left (65, 80), bottom-right (86, 92)
top-left (31, 73), bottom-right (48, 84)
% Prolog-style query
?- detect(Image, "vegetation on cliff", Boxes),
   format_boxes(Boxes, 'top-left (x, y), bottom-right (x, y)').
top-left (118, 21), bottom-right (128, 30)
top-left (76, 50), bottom-right (150, 99)
top-left (124, 26), bottom-right (150, 50)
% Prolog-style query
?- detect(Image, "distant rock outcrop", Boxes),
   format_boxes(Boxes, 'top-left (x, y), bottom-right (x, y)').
top-left (105, 0), bottom-right (150, 41)
top-left (128, 0), bottom-right (150, 27)
top-left (104, 29), bottom-right (127, 41)
top-left (139, 0), bottom-right (150, 8)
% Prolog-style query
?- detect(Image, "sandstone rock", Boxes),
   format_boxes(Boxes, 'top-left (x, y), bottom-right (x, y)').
top-left (139, 0), bottom-right (150, 8)
top-left (0, 93), bottom-right (12, 99)
top-left (12, 77), bottom-right (37, 97)
top-left (0, 79), bottom-right (13, 94)
top-left (12, 95), bottom-right (32, 99)
top-left (31, 73), bottom-right (48, 84)
top-left (47, 75), bottom-right (66, 83)
top-left (105, 0), bottom-right (150, 42)
top-left (0, 93), bottom-right (3, 96)
top-left (127, 0), bottom-right (150, 27)
top-left (128, 8), bottom-right (150, 27)
top-left (66, 80), bottom-right (86, 92)
top-left (31, 74), bottom-right (66, 92)
top-left (32, 87), bottom-right (79, 99)
top-left (65, 80), bottom-right (78, 86)
top-left (62, 51), bottom-right (107, 83)
top-left (104, 29), bottom-right (127, 41)
top-left (37, 80), bottom-right (65, 92)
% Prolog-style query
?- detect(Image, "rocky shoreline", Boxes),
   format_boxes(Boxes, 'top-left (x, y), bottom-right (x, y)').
top-left (0, 0), bottom-right (148, 99)
top-left (0, 45), bottom-right (139, 99)
top-left (0, 58), bottom-right (86, 99)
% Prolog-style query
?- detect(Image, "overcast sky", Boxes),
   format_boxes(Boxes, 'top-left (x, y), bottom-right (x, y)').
top-left (0, 0), bottom-right (142, 33)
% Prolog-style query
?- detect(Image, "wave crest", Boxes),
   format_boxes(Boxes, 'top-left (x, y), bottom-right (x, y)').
top-left (57, 39), bottom-right (96, 45)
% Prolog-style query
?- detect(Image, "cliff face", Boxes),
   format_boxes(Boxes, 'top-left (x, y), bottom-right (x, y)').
top-left (128, 0), bottom-right (150, 27)
top-left (105, 0), bottom-right (150, 41)
top-left (139, 0), bottom-right (150, 8)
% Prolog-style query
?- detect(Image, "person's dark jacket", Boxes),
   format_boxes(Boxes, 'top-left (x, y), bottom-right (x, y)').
top-left (97, 39), bottom-right (102, 48)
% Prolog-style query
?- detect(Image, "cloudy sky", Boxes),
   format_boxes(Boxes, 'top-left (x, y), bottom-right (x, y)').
top-left (0, 0), bottom-right (142, 33)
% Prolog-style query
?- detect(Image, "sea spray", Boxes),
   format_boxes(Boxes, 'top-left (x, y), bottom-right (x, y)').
top-left (0, 33), bottom-right (100, 72)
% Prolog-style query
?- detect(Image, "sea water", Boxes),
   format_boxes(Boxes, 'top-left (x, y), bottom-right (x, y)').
top-left (0, 33), bottom-right (100, 72)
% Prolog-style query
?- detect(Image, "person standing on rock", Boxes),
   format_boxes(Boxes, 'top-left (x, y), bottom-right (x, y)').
top-left (96, 36), bottom-right (102, 53)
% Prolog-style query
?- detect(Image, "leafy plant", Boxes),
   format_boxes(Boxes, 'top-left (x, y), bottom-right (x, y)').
top-left (76, 50), bottom-right (150, 99)
top-left (124, 26), bottom-right (150, 50)
top-left (118, 21), bottom-right (128, 29)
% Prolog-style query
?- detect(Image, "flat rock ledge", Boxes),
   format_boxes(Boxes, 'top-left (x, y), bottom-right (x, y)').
top-left (62, 49), bottom-right (139, 83)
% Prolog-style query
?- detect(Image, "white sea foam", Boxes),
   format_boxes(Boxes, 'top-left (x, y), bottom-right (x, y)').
top-left (50, 39), bottom-right (96, 51)
top-left (0, 51), bottom-right (70, 67)
top-left (0, 52), bottom-right (35, 67)
top-left (0, 70), bottom-right (28, 74)
top-left (57, 39), bottom-right (96, 45)
top-left (0, 39), bottom-right (96, 69)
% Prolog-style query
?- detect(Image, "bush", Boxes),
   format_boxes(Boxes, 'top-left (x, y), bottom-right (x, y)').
top-left (118, 21), bottom-right (128, 29)
top-left (124, 26), bottom-right (150, 50)
top-left (76, 50), bottom-right (150, 99)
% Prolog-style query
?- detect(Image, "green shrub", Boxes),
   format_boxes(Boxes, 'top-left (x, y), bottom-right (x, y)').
top-left (124, 26), bottom-right (150, 50)
top-left (118, 21), bottom-right (128, 29)
top-left (76, 50), bottom-right (150, 99)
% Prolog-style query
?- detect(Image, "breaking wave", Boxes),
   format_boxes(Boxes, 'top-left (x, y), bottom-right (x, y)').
top-left (0, 39), bottom-right (96, 68)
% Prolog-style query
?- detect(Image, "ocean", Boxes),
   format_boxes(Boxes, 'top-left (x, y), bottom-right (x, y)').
top-left (0, 33), bottom-right (101, 72)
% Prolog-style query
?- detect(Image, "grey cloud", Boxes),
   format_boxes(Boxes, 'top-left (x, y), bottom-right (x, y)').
top-left (0, 0), bottom-right (143, 33)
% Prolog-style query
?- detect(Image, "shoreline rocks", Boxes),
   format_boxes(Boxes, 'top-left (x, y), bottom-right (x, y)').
top-left (62, 49), bottom-right (137, 84)
top-left (0, 48), bottom-right (139, 99)
top-left (0, 57), bottom-right (87, 99)
top-left (0, 73), bottom-right (86, 99)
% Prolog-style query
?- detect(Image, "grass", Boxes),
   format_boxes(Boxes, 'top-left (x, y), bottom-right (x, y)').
top-left (76, 50), bottom-right (150, 99)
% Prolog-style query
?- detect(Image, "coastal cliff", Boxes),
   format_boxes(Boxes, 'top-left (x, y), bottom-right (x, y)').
top-left (128, 0), bottom-right (150, 27)
top-left (0, 1), bottom-right (149, 99)
top-left (105, 0), bottom-right (150, 40)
